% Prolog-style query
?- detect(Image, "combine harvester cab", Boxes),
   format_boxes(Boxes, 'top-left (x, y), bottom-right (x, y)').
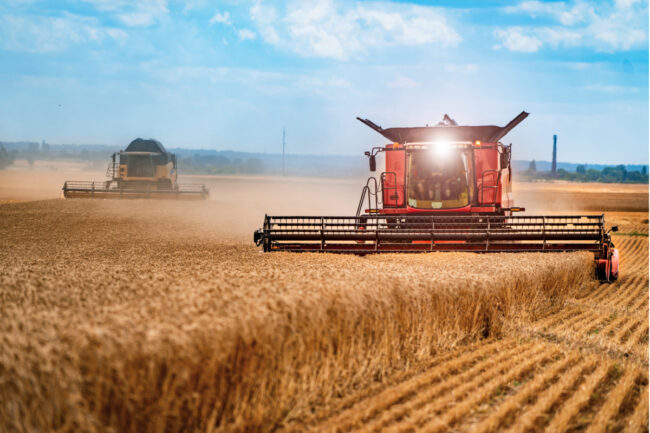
top-left (63, 138), bottom-right (209, 200)
top-left (254, 112), bottom-right (619, 282)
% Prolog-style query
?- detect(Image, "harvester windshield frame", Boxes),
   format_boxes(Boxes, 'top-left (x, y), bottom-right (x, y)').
top-left (405, 146), bottom-right (472, 210)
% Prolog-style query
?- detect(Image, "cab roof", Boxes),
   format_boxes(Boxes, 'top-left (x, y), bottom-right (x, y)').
top-left (357, 111), bottom-right (528, 144)
top-left (124, 138), bottom-right (167, 153)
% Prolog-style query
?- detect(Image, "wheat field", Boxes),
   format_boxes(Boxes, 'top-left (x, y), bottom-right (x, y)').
top-left (301, 233), bottom-right (649, 433)
top-left (0, 174), bottom-right (648, 433)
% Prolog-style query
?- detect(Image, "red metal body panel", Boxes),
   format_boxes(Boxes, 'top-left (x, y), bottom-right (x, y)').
top-left (382, 148), bottom-right (405, 207)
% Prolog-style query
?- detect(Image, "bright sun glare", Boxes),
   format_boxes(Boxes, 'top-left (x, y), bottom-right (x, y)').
top-left (431, 142), bottom-right (452, 159)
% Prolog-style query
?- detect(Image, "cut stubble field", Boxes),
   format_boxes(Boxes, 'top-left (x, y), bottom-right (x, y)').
top-left (0, 170), bottom-right (648, 433)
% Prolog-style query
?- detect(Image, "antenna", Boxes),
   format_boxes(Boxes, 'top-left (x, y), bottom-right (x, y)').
top-left (282, 127), bottom-right (286, 177)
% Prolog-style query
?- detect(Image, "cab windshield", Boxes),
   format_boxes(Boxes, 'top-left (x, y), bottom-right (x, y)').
top-left (125, 154), bottom-right (155, 178)
top-left (407, 147), bottom-right (471, 209)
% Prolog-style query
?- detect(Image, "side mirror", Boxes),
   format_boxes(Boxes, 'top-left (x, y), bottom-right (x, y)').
top-left (369, 154), bottom-right (376, 172)
top-left (611, 226), bottom-right (618, 232)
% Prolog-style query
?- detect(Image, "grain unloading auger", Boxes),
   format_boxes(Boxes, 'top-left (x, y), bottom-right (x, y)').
top-left (254, 112), bottom-right (619, 282)
top-left (62, 138), bottom-right (208, 200)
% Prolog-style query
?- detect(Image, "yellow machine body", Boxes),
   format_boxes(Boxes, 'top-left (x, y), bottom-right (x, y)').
top-left (63, 138), bottom-right (208, 199)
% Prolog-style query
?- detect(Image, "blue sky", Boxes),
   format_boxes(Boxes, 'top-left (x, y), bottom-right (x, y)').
top-left (0, 0), bottom-right (647, 164)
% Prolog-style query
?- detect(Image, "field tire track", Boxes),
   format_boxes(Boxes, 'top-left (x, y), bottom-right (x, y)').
top-left (625, 385), bottom-right (649, 433)
top-left (384, 347), bottom-right (557, 433)
top-left (502, 358), bottom-right (598, 433)
top-left (309, 340), bottom-right (521, 433)
top-left (463, 352), bottom-right (581, 433)
top-left (348, 344), bottom-right (543, 433)
top-left (541, 362), bottom-right (611, 433)
top-left (584, 367), bottom-right (639, 433)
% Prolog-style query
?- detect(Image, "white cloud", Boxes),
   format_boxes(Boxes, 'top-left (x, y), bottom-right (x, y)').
top-left (499, 0), bottom-right (648, 52)
top-left (505, 1), bottom-right (594, 25)
top-left (495, 26), bottom-right (584, 52)
top-left (0, 13), bottom-right (127, 52)
top-left (210, 11), bottom-right (231, 25)
top-left (566, 61), bottom-right (592, 70)
top-left (388, 75), bottom-right (420, 89)
top-left (182, 0), bottom-right (207, 15)
top-left (119, 12), bottom-right (157, 27)
top-left (249, 0), bottom-right (461, 60)
top-left (443, 63), bottom-right (478, 73)
top-left (249, 2), bottom-right (282, 45)
top-left (106, 28), bottom-right (128, 44)
top-left (328, 76), bottom-right (351, 87)
top-left (80, 0), bottom-right (168, 27)
top-left (615, 0), bottom-right (641, 7)
top-left (582, 84), bottom-right (639, 93)
top-left (141, 65), bottom-right (359, 100)
top-left (237, 28), bottom-right (256, 40)
top-left (538, 27), bottom-right (582, 47)
top-left (494, 27), bottom-right (543, 52)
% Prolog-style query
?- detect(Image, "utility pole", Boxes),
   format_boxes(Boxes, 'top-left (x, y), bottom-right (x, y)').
top-left (551, 134), bottom-right (557, 176)
top-left (282, 127), bottom-right (286, 177)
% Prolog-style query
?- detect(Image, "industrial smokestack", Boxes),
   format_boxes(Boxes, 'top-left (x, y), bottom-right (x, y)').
top-left (552, 134), bottom-right (557, 175)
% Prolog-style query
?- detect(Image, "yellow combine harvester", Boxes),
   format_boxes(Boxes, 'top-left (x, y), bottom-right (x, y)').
top-left (62, 138), bottom-right (209, 199)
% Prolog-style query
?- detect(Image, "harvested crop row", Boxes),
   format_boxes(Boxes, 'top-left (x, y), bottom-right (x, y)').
top-left (303, 339), bottom-right (522, 432)
top-left (301, 339), bottom-right (511, 428)
top-left (501, 357), bottom-right (599, 433)
top-left (512, 236), bottom-right (649, 365)
top-left (466, 351), bottom-right (582, 433)
top-left (0, 200), bottom-right (596, 433)
top-left (309, 223), bottom-right (649, 433)
top-left (351, 342), bottom-right (543, 433)
top-left (312, 345), bottom-right (648, 433)
top-left (411, 348), bottom-right (561, 433)
top-left (340, 343), bottom-right (551, 433)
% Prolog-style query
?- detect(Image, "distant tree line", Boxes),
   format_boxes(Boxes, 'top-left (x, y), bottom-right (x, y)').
top-left (178, 154), bottom-right (264, 175)
top-left (1, 140), bottom-right (646, 182)
top-left (0, 144), bottom-right (16, 170)
top-left (522, 160), bottom-right (648, 183)
top-left (0, 142), bottom-right (266, 175)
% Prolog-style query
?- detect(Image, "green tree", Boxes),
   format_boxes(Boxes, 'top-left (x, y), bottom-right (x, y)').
top-left (586, 169), bottom-right (600, 181)
top-left (0, 144), bottom-right (13, 170)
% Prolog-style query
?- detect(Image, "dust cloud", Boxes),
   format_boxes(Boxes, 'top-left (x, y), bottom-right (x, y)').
top-left (0, 167), bottom-right (646, 243)
top-left (0, 167), bottom-right (367, 242)
top-left (512, 181), bottom-right (648, 214)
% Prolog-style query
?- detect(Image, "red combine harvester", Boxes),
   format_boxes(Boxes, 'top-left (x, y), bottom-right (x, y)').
top-left (254, 112), bottom-right (619, 282)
